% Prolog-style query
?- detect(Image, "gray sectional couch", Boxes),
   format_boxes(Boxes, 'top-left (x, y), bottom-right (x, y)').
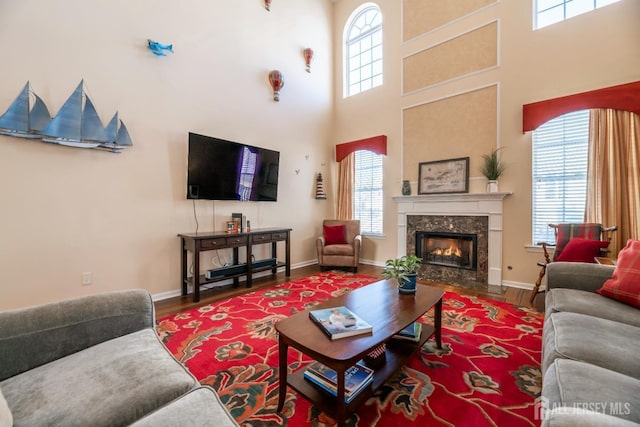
top-left (0, 290), bottom-right (238, 427)
top-left (542, 262), bottom-right (640, 426)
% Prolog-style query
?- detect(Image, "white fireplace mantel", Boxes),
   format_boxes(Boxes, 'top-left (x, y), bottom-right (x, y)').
top-left (393, 192), bottom-right (511, 291)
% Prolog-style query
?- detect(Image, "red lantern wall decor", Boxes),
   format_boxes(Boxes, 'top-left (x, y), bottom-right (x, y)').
top-left (303, 48), bottom-right (314, 73)
top-left (268, 70), bottom-right (284, 102)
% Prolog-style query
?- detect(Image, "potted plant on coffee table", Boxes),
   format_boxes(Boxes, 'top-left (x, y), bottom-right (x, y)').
top-left (382, 254), bottom-right (423, 294)
top-left (481, 147), bottom-right (506, 192)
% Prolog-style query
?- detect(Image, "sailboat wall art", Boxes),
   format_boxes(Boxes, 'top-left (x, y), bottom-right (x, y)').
top-left (0, 82), bottom-right (52, 139)
top-left (0, 80), bottom-right (133, 153)
top-left (100, 111), bottom-right (132, 152)
top-left (41, 80), bottom-right (107, 148)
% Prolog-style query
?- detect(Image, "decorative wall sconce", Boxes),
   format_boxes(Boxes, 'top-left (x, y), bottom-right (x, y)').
top-left (268, 70), bottom-right (284, 102)
top-left (303, 48), bottom-right (314, 73)
top-left (315, 173), bottom-right (327, 199)
top-left (264, 0), bottom-right (271, 11)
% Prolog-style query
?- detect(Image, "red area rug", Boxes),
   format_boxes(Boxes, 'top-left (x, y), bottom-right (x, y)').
top-left (157, 271), bottom-right (543, 426)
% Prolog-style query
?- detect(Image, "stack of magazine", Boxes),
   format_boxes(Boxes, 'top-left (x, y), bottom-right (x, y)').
top-left (392, 322), bottom-right (422, 342)
top-left (308, 306), bottom-right (373, 340)
top-left (303, 361), bottom-right (374, 403)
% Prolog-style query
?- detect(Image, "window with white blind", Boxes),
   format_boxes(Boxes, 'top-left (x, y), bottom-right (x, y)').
top-left (354, 150), bottom-right (383, 235)
top-left (344, 4), bottom-right (383, 97)
top-left (532, 110), bottom-right (590, 244)
top-left (534, 0), bottom-right (621, 30)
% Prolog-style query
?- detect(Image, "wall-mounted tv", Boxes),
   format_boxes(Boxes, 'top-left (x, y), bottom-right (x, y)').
top-left (187, 132), bottom-right (280, 202)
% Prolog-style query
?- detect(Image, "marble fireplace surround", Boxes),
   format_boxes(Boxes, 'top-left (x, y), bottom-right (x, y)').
top-left (393, 193), bottom-right (511, 293)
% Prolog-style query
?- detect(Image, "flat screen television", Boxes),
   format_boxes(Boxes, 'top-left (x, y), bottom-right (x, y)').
top-left (187, 132), bottom-right (280, 201)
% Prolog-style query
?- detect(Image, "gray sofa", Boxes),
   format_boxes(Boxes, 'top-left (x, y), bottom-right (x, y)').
top-left (0, 290), bottom-right (238, 427)
top-left (542, 262), bottom-right (640, 426)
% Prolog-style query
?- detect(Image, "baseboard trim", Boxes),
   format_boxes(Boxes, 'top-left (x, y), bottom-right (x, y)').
top-left (153, 262), bottom-right (541, 301)
top-left (360, 258), bottom-right (385, 268)
top-left (501, 280), bottom-right (537, 291)
top-left (152, 260), bottom-right (316, 302)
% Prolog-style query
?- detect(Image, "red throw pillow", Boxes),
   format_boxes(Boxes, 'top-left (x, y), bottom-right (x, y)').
top-left (596, 239), bottom-right (640, 308)
top-left (324, 224), bottom-right (347, 245)
top-left (555, 238), bottom-right (610, 263)
top-left (554, 223), bottom-right (602, 257)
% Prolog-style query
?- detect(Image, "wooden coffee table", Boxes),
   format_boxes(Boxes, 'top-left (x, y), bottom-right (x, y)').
top-left (275, 279), bottom-right (444, 426)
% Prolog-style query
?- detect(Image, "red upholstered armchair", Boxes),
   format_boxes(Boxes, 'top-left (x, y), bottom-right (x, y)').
top-left (316, 220), bottom-right (362, 273)
top-left (530, 222), bottom-right (617, 302)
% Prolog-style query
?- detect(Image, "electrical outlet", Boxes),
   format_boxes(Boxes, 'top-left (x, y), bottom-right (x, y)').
top-left (81, 272), bottom-right (92, 286)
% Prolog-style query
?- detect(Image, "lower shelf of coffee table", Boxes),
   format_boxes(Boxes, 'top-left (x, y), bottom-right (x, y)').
top-left (287, 322), bottom-right (435, 419)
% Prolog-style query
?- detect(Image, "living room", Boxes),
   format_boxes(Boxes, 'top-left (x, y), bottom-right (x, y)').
top-left (1, 2), bottom-right (639, 425)
top-left (0, 0), bottom-right (638, 310)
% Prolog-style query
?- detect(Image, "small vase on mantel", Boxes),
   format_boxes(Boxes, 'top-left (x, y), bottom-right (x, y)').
top-left (402, 180), bottom-right (411, 196)
top-left (481, 147), bottom-right (505, 193)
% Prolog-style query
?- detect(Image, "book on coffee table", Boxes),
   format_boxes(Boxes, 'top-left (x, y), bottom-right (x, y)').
top-left (392, 321), bottom-right (422, 342)
top-left (304, 373), bottom-right (373, 403)
top-left (303, 361), bottom-right (374, 402)
top-left (308, 306), bottom-right (373, 339)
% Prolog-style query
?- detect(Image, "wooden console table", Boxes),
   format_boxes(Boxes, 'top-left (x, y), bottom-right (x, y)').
top-left (178, 228), bottom-right (291, 302)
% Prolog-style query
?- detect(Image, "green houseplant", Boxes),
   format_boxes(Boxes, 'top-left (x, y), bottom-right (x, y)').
top-left (481, 147), bottom-right (506, 192)
top-left (382, 254), bottom-right (422, 294)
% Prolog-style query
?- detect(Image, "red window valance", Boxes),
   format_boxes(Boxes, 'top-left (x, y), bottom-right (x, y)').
top-left (336, 135), bottom-right (387, 162)
top-left (522, 80), bottom-right (640, 133)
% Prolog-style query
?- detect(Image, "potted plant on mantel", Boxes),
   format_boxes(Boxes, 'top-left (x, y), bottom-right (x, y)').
top-left (481, 147), bottom-right (506, 193)
top-left (382, 254), bottom-right (423, 294)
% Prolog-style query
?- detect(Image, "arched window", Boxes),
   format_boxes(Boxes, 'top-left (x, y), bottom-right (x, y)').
top-left (344, 3), bottom-right (383, 97)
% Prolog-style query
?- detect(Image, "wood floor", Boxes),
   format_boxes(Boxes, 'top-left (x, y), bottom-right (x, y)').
top-left (154, 264), bottom-right (543, 318)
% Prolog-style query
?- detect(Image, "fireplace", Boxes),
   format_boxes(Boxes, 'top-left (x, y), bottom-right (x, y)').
top-left (406, 215), bottom-right (488, 292)
top-left (416, 231), bottom-right (478, 270)
top-left (393, 192), bottom-right (510, 294)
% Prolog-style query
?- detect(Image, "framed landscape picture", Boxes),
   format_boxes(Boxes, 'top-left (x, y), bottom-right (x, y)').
top-left (418, 157), bottom-right (469, 194)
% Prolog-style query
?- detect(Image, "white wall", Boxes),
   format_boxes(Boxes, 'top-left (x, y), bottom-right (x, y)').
top-left (0, 0), bottom-right (335, 309)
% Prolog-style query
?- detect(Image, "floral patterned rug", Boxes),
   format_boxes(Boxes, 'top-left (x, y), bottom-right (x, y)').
top-left (157, 271), bottom-right (543, 426)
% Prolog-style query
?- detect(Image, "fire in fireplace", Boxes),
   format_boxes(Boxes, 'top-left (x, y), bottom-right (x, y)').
top-left (416, 231), bottom-right (478, 270)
